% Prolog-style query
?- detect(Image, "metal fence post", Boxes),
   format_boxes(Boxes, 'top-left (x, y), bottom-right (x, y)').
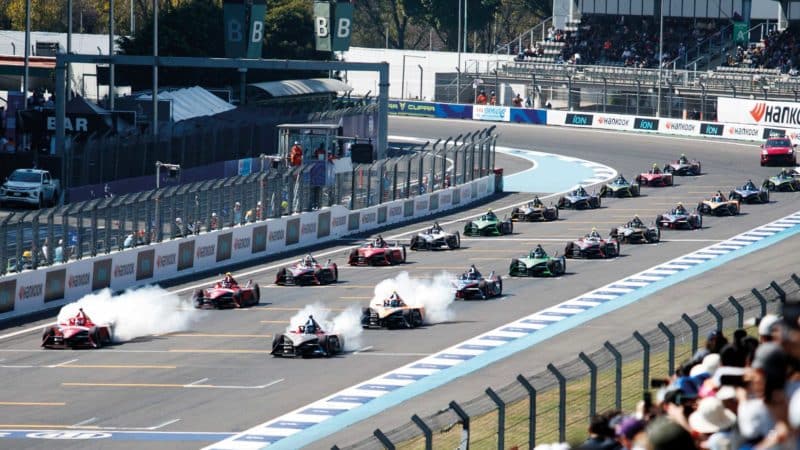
top-left (547, 363), bottom-right (567, 443)
top-left (633, 331), bottom-right (650, 392)
top-left (485, 388), bottom-right (505, 450)
top-left (449, 400), bottom-right (470, 450)
top-left (604, 341), bottom-right (623, 411)
top-left (366, 163), bottom-right (373, 207)
top-left (417, 153), bottom-right (425, 195)
top-left (791, 273), bottom-right (800, 288)
top-left (681, 313), bottom-right (699, 355)
top-left (411, 414), bottom-right (433, 450)
top-left (405, 157), bottom-right (412, 198)
top-left (516, 374), bottom-right (537, 449)
top-left (752, 288), bottom-right (768, 318)
top-left (728, 296), bottom-right (745, 329)
top-left (771, 281), bottom-right (786, 303)
top-left (578, 352), bottom-right (598, 418)
top-left (707, 305), bottom-right (724, 332)
top-left (658, 322), bottom-right (676, 375)
top-left (373, 428), bottom-right (395, 450)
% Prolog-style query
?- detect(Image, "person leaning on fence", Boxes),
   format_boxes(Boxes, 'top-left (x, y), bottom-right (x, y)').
top-left (54, 240), bottom-right (65, 264)
top-left (512, 93), bottom-right (523, 107)
top-left (233, 202), bottom-right (243, 226)
top-left (289, 141), bottom-right (303, 167)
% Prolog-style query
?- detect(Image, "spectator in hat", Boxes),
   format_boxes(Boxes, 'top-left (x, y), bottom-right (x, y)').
top-left (758, 314), bottom-right (781, 343)
top-left (489, 91), bottom-right (497, 105)
top-left (692, 330), bottom-right (728, 365)
top-left (688, 397), bottom-right (737, 450)
top-left (614, 416), bottom-right (646, 449)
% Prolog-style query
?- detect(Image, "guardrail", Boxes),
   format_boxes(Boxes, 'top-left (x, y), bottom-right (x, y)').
top-left (1, 128), bottom-right (497, 278)
top-left (336, 274), bottom-right (797, 449)
top-left (0, 130), bottom-right (498, 320)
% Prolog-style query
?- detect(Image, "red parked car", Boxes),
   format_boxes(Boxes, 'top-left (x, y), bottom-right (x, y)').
top-left (760, 137), bottom-right (797, 166)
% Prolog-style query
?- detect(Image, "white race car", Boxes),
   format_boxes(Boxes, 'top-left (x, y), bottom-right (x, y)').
top-left (409, 223), bottom-right (461, 250)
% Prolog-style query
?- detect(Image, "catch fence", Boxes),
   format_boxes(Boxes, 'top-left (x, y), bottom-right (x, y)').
top-left (337, 274), bottom-right (798, 450)
top-left (0, 127), bottom-right (496, 276)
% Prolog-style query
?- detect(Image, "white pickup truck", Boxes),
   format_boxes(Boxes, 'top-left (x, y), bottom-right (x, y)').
top-left (0, 169), bottom-right (61, 208)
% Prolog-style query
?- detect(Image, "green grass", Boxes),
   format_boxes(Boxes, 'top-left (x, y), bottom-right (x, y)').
top-left (390, 326), bottom-right (757, 449)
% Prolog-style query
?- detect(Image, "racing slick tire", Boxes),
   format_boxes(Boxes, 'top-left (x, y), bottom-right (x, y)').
top-left (648, 228), bottom-right (661, 243)
top-left (92, 329), bottom-right (103, 349)
top-left (326, 336), bottom-right (341, 357)
top-left (632, 184), bottom-right (641, 197)
top-left (233, 292), bottom-right (243, 308)
top-left (410, 310), bottom-right (423, 328)
top-left (333, 265), bottom-right (339, 283)
top-left (763, 191), bottom-right (770, 203)
top-left (409, 236), bottom-right (420, 250)
top-left (447, 232), bottom-right (461, 250)
top-left (509, 258), bottom-right (520, 276)
top-left (564, 242), bottom-right (576, 259)
top-left (275, 268), bottom-right (287, 285)
top-left (599, 186), bottom-right (608, 197)
top-left (253, 284), bottom-right (261, 304)
top-left (606, 242), bottom-right (620, 258)
top-left (496, 278), bottom-right (503, 295)
top-left (192, 290), bottom-right (204, 308)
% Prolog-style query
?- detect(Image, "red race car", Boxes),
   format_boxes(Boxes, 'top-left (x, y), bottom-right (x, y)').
top-left (635, 164), bottom-right (674, 187)
top-left (760, 136), bottom-right (797, 166)
top-left (192, 275), bottom-right (261, 309)
top-left (275, 255), bottom-right (338, 286)
top-left (348, 236), bottom-right (406, 266)
top-left (42, 308), bottom-right (113, 349)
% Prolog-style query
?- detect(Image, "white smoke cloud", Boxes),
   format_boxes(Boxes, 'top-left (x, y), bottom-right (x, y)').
top-left (57, 285), bottom-right (202, 342)
top-left (370, 271), bottom-right (456, 324)
top-left (286, 303), bottom-right (363, 351)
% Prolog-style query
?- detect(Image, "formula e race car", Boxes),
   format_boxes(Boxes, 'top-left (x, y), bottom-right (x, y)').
top-left (729, 181), bottom-right (770, 204)
top-left (565, 231), bottom-right (620, 259)
top-left (610, 217), bottom-right (661, 244)
top-left (463, 211), bottom-right (513, 236)
top-left (509, 246), bottom-right (566, 277)
top-left (452, 267), bottom-right (503, 299)
top-left (655, 205), bottom-right (703, 229)
top-left (409, 223), bottom-right (461, 250)
top-left (510, 198), bottom-right (559, 222)
top-left (663, 155), bottom-right (702, 176)
top-left (557, 186), bottom-right (602, 210)
top-left (275, 255), bottom-right (338, 286)
top-left (271, 316), bottom-right (344, 358)
top-left (348, 238), bottom-right (407, 266)
top-left (635, 165), bottom-right (674, 187)
top-left (697, 193), bottom-right (741, 216)
top-left (192, 278), bottom-right (261, 309)
top-left (762, 171), bottom-right (800, 192)
top-left (42, 309), bottom-right (113, 349)
top-left (599, 175), bottom-right (641, 198)
top-left (361, 293), bottom-right (425, 329)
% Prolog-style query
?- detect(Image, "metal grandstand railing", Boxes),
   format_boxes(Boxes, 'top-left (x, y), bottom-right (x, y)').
top-left (336, 275), bottom-right (798, 449)
top-left (0, 128), bottom-right (498, 276)
top-left (495, 17), bottom-right (553, 56)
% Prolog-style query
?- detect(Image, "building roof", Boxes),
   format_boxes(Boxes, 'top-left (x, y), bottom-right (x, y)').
top-left (247, 78), bottom-right (352, 99)
top-left (137, 86), bottom-right (235, 122)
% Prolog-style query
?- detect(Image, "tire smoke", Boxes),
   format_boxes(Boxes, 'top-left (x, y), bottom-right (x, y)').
top-left (287, 303), bottom-right (363, 351)
top-left (57, 286), bottom-right (202, 342)
top-left (371, 271), bottom-right (456, 324)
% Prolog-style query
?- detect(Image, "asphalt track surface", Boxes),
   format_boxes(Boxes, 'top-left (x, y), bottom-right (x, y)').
top-left (1, 117), bottom-right (800, 450)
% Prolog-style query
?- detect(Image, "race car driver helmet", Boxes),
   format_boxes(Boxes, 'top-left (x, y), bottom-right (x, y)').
top-left (304, 254), bottom-right (314, 266)
top-left (589, 227), bottom-right (601, 238)
top-left (679, 153), bottom-right (688, 163)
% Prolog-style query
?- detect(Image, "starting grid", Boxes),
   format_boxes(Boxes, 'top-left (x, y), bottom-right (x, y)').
top-left (206, 210), bottom-right (800, 449)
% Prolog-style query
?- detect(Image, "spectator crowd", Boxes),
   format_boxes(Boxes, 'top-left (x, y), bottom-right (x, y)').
top-left (725, 27), bottom-right (800, 75)
top-left (514, 15), bottom-right (727, 69)
top-left (536, 299), bottom-right (800, 450)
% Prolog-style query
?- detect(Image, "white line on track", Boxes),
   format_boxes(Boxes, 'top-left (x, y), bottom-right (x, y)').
top-left (352, 346), bottom-right (373, 355)
top-left (47, 358), bottom-right (78, 368)
top-left (71, 417), bottom-right (98, 427)
top-left (184, 378), bottom-right (209, 387)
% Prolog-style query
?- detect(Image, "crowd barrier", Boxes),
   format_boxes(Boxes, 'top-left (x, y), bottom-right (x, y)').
top-left (0, 176), bottom-right (496, 321)
top-left (388, 99), bottom-right (800, 144)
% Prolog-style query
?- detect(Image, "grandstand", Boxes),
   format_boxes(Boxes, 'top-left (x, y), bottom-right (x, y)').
top-left (438, 0), bottom-right (800, 118)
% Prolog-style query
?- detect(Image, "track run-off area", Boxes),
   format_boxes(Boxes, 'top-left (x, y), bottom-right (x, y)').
top-left (1, 116), bottom-right (800, 450)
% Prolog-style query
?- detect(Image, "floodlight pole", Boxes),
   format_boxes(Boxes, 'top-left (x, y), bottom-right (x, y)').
top-left (152, 0), bottom-right (159, 136)
top-left (155, 161), bottom-right (180, 189)
top-left (23, 0), bottom-right (30, 108)
top-left (109, 0), bottom-right (115, 109)
top-left (656, 0), bottom-right (664, 118)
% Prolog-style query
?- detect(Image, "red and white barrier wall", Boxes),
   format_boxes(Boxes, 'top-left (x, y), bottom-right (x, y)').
top-left (0, 176), bottom-right (495, 320)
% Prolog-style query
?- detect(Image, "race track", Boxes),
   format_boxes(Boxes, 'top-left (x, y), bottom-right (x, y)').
top-left (1, 117), bottom-right (799, 450)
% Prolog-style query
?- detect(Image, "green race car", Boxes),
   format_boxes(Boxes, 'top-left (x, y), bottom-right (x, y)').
top-left (599, 174), bottom-right (641, 198)
top-left (463, 211), bottom-right (513, 236)
top-left (508, 246), bottom-right (566, 277)
top-left (762, 171), bottom-right (800, 192)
